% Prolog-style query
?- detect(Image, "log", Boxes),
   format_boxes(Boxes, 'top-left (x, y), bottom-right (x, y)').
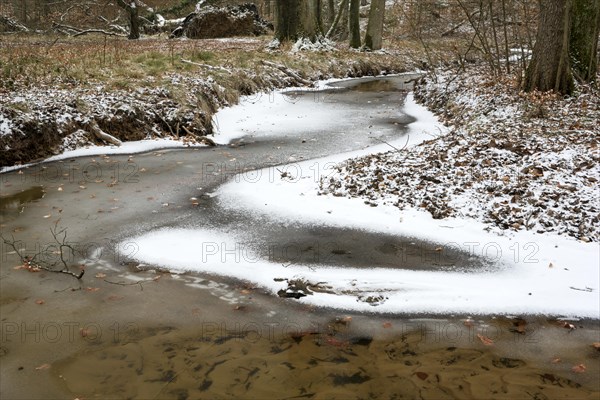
top-left (89, 121), bottom-right (122, 146)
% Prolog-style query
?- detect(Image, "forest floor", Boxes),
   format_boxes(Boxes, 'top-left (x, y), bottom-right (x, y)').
top-left (320, 66), bottom-right (599, 242)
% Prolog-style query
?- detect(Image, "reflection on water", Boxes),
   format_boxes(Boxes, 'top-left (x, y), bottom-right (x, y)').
top-left (0, 185), bottom-right (45, 213)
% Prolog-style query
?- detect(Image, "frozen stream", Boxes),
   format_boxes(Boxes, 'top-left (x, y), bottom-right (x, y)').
top-left (1, 75), bottom-right (599, 399)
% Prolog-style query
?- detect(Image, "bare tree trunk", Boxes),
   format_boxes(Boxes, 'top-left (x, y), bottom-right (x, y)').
top-left (349, 0), bottom-right (361, 48)
top-left (117, 0), bottom-right (141, 40)
top-left (570, 0), bottom-right (600, 82)
top-left (524, 0), bottom-right (574, 94)
top-left (299, 0), bottom-right (322, 40)
top-left (328, 0), bottom-right (335, 26)
top-left (325, 0), bottom-right (348, 38)
top-left (275, 0), bottom-right (299, 41)
top-left (364, 0), bottom-right (385, 50)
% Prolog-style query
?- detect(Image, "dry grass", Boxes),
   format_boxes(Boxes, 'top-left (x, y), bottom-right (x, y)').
top-left (0, 33), bottom-right (463, 93)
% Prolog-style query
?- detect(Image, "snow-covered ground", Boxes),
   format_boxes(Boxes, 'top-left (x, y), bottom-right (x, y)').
top-left (323, 68), bottom-right (600, 242)
top-left (120, 84), bottom-right (600, 318)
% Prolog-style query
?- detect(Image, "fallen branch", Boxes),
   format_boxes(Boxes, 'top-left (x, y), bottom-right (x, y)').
top-left (260, 60), bottom-right (313, 86)
top-left (181, 125), bottom-right (216, 146)
top-left (104, 278), bottom-right (157, 291)
top-left (180, 58), bottom-right (233, 74)
top-left (1, 225), bottom-right (85, 280)
top-left (73, 29), bottom-right (127, 37)
top-left (89, 121), bottom-right (123, 146)
top-left (52, 22), bottom-right (127, 37)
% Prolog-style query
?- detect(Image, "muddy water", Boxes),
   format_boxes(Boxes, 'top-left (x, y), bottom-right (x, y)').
top-left (1, 75), bottom-right (599, 399)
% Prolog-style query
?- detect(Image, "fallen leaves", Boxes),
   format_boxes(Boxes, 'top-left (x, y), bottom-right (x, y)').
top-left (321, 66), bottom-right (600, 242)
top-left (94, 273), bottom-right (107, 279)
top-left (571, 364), bottom-right (586, 373)
top-left (476, 333), bottom-right (494, 346)
top-left (34, 299), bottom-right (45, 305)
top-left (415, 371), bottom-right (428, 381)
top-left (35, 364), bottom-right (51, 370)
top-left (561, 321), bottom-right (576, 331)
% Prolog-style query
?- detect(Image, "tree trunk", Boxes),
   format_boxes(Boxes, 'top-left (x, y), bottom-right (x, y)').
top-left (299, 0), bottom-right (322, 40)
top-left (328, 0), bottom-right (335, 26)
top-left (349, 0), bottom-right (361, 48)
top-left (364, 0), bottom-right (385, 50)
top-left (275, 0), bottom-right (321, 42)
top-left (570, 0), bottom-right (600, 82)
top-left (524, 0), bottom-right (574, 94)
top-left (117, 0), bottom-right (141, 40)
top-left (275, 0), bottom-right (299, 41)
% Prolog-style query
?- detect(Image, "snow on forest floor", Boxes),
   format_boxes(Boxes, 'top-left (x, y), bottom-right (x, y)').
top-left (124, 84), bottom-right (600, 318)
top-left (320, 67), bottom-right (600, 243)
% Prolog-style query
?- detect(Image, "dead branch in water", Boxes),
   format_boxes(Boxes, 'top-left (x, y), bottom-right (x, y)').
top-left (1, 223), bottom-right (85, 280)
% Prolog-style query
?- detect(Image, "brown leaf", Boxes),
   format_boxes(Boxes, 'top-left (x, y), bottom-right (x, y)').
top-left (85, 287), bottom-right (100, 292)
top-left (415, 372), bottom-right (428, 381)
top-left (477, 333), bottom-right (494, 346)
top-left (382, 322), bottom-right (392, 329)
top-left (550, 357), bottom-right (561, 364)
top-left (561, 321), bottom-right (576, 331)
top-left (571, 364), bottom-right (586, 373)
top-left (592, 342), bottom-right (600, 351)
top-left (35, 363), bottom-right (51, 370)
top-left (95, 273), bottom-right (107, 279)
top-left (513, 318), bottom-right (527, 334)
top-left (35, 299), bottom-right (45, 305)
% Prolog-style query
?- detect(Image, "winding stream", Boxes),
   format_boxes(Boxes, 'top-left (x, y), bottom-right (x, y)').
top-left (1, 75), bottom-right (598, 399)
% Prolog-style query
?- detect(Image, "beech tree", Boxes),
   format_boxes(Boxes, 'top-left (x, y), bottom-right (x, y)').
top-left (116, 0), bottom-right (141, 39)
top-left (364, 0), bottom-right (385, 50)
top-left (569, 0), bottom-right (600, 82)
top-left (274, 0), bottom-right (322, 42)
top-left (524, 0), bottom-right (600, 94)
top-left (348, 0), bottom-right (360, 48)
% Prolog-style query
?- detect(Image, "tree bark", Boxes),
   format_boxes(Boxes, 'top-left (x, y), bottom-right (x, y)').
top-left (349, 0), bottom-right (361, 48)
top-left (299, 0), bottom-right (322, 40)
top-left (275, 0), bottom-right (299, 41)
top-left (117, 0), bottom-right (141, 40)
top-left (524, 0), bottom-right (574, 94)
top-left (275, 0), bottom-right (322, 42)
top-left (570, 0), bottom-right (600, 82)
top-left (364, 0), bottom-right (385, 50)
top-left (327, 0), bottom-right (335, 26)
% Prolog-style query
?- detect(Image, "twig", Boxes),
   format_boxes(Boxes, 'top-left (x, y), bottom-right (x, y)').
top-left (375, 135), bottom-right (410, 152)
top-left (73, 29), bottom-right (127, 37)
top-left (1, 229), bottom-right (84, 280)
top-left (180, 59), bottom-right (233, 74)
top-left (569, 286), bottom-right (593, 292)
top-left (104, 278), bottom-right (158, 290)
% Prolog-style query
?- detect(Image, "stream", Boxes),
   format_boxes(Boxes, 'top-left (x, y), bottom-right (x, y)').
top-left (1, 75), bottom-right (598, 399)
